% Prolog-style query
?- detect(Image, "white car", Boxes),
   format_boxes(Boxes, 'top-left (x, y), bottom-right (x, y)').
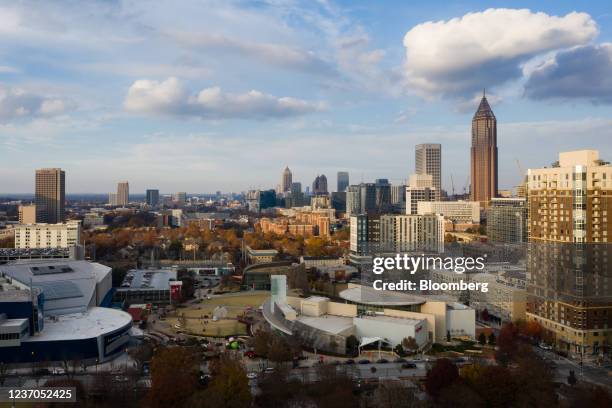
top-left (246, 372), bottom-right (258, 379)
top-left (539, 343), bottom-right (553, 351)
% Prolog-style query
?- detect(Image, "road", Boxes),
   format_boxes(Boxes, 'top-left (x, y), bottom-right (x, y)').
top-left (533, 346), bottom-right (612, 390)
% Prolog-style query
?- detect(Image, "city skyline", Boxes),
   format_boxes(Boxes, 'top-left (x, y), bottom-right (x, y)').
top-left (2, 2), bottom-right (612, 193)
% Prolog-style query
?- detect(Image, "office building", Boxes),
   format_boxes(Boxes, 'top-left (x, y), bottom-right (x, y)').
top-left (486, 198), bottom-right (528, 243)
top-left (337, 171), bottom-right (349, 192)
top-left (14, 220), bottom-right (82, 249)
top-left (108, 193), bottom-right (118, 206)
top-left (146, 189), bottom-right (160, 206)
top-left (406, 174), bottom-right (438, 215)
top-left (114, 269), bottom-right (181, 305)
top-left (350, 214), bottom-right (380, 255)
top-left (526, 150), bottom-right (611, 357)
top-left (346, 186), bottom-right (361, 217)
top-left (174, 191), bottom-right (187, 203)
top-left (18, 205), bottom-right (36, 224)
top-left (470, 91), bottom-right (498, 207)
top-left (415, 143), bottom-right (441, 192)
top-left (391, 184), bottom-right (406, 210)
top-left (281, 166), bottom-right (293, 193)
top-left (375, 179), bottom-right (392, 212)
top-left (359, 183), bottom-right (377, 214)
top-left (35, 168), bottom-right (65, 224)
top-left (417, 201), bottom-right (480, 224)
top-left (312, 175), bottom-right (328, 195)
top-left (117, 181), bottom-right (129, 206)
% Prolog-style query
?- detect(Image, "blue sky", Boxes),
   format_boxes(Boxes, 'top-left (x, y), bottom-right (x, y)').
top-left (1, 0), bottom-right (612, 194)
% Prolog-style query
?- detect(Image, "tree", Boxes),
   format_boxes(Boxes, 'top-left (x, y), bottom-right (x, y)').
top-left (250, 330), bottom-right (271, 357)
top-left (471, 365), bottom-right (516, 407)
top-left (488, 332), bottom-right (496, 346)
top-left (437, 381), bottom-right (485, 408)
top-left (402, 336), bottom-right (418, 353)
top-left (373, 381), bottom-right (419, 408)
top-left (568, 369), bottom-right (577, 386)
top-left (446, 331), bottom-right (451, 342)
top-left (267, 333), bottom-right (293, 363)
top-left (147, 347), bottom-right (199, 408)
top-left (129, 342), bottom-right (154, 372)
top-left (194, 355), bottom-right (251, 408)
top-left (425, 358), bottom-right (459, 399)
top-left (478, 332), bottom-right (486, 345)
top-left (346, 335), bottom-right (359, 357)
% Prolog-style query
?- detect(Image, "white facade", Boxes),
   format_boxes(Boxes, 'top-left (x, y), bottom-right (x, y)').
top-left (14, 221), bottom-right (81, 249)
top-left (354, 315), bottom-right (428, 347)
top-left (406, 184), bottom-right (439, 215)
top-left (379, 214), bottom-right (444, 253)
top-left (417, 201), bottom-right (480, 224)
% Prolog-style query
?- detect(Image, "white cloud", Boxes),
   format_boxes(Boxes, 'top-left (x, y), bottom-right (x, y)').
top-left (0, 85), bottom-right (73, 122)
top-left (402, 8), bottom-right (598, 98)
top-left (124, 77), bottom-right (325, 119)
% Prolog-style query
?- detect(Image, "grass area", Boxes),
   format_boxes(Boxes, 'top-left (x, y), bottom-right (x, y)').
top-left (167, 292), bottom-right (269, 337)
top-left (166, 316), bottom-right (247, 337)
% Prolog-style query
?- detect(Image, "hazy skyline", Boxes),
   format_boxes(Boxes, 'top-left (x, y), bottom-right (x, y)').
top-left (1, 1), bottom-right (612, 193)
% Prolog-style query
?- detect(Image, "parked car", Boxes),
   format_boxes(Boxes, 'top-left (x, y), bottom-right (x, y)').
top-left (358, 359), bottom-right (370, 365)
top-left (394, 358), bottom-right (408, 363)
top-left (246, 372), bottom-right (258, 380)
top-left (539, 343), bottom-right (553, 351)
top-left (401, 362), bottom-right (417, 369)
top-left (376, 359), bottom-right (389, 364)
top-left (344, 359), bottom-right (355, 365)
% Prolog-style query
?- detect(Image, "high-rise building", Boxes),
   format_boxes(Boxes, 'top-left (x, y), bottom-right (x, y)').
top-left (312, 175), bottom-right (328, 195)
top-left (375, 179), bottom-right (391, 212)
top-left (391, 184), bottom-right (406, 212)
top-left (291, 182), bottom-right (302, 194)
top-left (346, 185), bottom-right (361, 217)
top-left (337, 171), bottom-right (349, 192)
top-left (415, 143), bottom-right (441, 192)
top-left (35, 168), bottom-right (65, 224)
top-left (406, 174), bottom-right (438, 215)
top-left (380, 214), bottom-right (445, 253)
top-left (281, 167), bottom-right (292, 193)
top-left (486, 198), bottom-right (527, 243)
top-left (146, 189), bottom-right (160, 206)
top-left (18, 205), bottom-right (36, 224)
top-left (359, 183), bottom-right (377, 214)
top-left (526, 150), bottom-right (611, 356)
top-left (470, 91), bottom-right (498, 207)
top-left (117, 181), bottom-right (129, 206)
top-left (174, 192), bottom-right (187, 203)
top-left (108, 193), bottom-right (118, 206)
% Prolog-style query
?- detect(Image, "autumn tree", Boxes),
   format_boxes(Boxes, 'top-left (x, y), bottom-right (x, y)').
top-left (372, 381), bottom-right (419, 408)
top-left (192, 355), bottom-right (251, 408)
top-left (425, 358), bottom-right (459, 399)
top-left (147, 347), bottom-right (199, 408)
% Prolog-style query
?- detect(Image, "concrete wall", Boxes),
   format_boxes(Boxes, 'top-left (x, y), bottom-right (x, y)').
top-left (447, 308), bottom-right (476, 339)
top-left (353, 317), bottom-right (428, 347)
top-left (327, 302), bottom-right (357, 317)
top-left (383, 309), bottom-right (435, 343)
top-left (420, 301), bottom-right (448, 342)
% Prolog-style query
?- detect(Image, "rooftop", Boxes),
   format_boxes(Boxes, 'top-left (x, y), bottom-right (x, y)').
top-left (23, 307), bottom-right (132, 341)
top-left (339, 285), bottom-right (426, 306)
top-left (357, 314), bottom-right (424, 326)
top-left (297, 315), bottom-right (354, 335)
top-left (117, 269), bottom-right (177, 291)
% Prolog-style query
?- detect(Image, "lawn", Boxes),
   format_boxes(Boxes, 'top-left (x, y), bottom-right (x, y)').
top-left (167, 292), bottom-right (269, 337)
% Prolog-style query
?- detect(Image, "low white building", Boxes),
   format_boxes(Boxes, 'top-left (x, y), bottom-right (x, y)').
top-left (417, 201), bottom-right (480, 224)
top-left (14, 221), bottom-right (81, 249)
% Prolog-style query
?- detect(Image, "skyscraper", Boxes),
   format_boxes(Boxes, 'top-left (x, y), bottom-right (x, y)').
top-left (415, 143), bottom-right (441, 192)
top-left (281, 166), bottom-right (292, 193)
top-left (35, 168), bottom-right (65, 223)
top-left (146, 189), bottom-right (160, 206)
top-left (470, 91), bottom-right (498, 207)
top-left (312, 175), bottom-right (328, 195)
top-left (117, 181), bottom-right (129, 206)
top-left (337, 171), bottom-right (349, 192)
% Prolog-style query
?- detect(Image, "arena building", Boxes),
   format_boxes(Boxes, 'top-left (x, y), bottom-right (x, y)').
top-left (0, 259), bottom-right (132, 363)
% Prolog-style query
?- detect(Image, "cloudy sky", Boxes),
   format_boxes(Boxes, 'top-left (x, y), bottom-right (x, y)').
top-left (1, 0), bottom-right (612, 194)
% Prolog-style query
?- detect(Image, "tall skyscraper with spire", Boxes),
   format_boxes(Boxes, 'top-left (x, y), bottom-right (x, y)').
top-left (281, 166), bottom-right (292, 193)
top-left (470, 90), bottom-right (498, 207)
